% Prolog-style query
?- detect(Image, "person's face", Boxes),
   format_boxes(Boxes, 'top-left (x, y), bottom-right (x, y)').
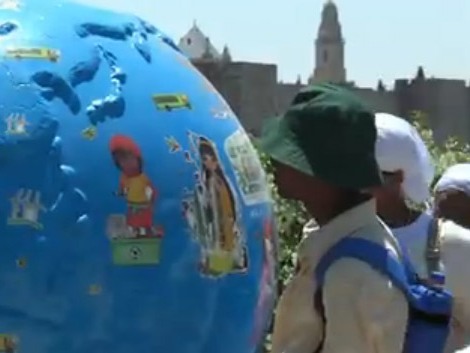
top-left (271, 159), bottom-right (306, 200)
top-left (370, 170), bottom-right (404, 208)
top-left (202, 153), bottom-right (218, 171)
top-left (118, 151), bottom-right (139, 174)
top-left (271, 159), bottom-right (335, 209)
top-left (434, 189), bottom-right (470, 228)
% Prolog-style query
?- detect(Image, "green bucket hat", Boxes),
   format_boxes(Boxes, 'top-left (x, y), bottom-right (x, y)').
top-left (260, 83), bottom-right (383, 190)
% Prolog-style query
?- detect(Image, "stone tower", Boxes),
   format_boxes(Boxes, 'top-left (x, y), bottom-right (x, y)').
top-left (178, 20), bottom-right (220, 60)
top-left (311, 0), bottom-right (346, 84)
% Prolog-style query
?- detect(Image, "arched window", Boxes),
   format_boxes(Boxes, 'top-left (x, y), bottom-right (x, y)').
top-left (186, 38), bottom-right (192, 45)
top-left (323, 50), bottom-right (328, 63)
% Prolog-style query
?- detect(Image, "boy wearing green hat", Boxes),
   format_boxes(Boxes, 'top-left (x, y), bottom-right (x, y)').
top-left (262, 84), bottom-right (408, 353)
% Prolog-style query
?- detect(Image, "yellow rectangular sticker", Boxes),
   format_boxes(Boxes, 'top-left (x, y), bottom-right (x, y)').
top-left (5, 48), bottom-right (60, 62)
top-left (152, 94), bottom-right (191, 111)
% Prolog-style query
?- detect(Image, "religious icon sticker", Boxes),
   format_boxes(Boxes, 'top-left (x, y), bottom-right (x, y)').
top-left (181, 132), bottom-right (248, 277)
top-left (107, 135), bottom-right (164, 266)
top-left (224, 129), bottom-right (269, 205)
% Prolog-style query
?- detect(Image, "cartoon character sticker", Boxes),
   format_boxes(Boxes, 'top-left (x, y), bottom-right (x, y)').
top-left (107, 135), bottom-right (163, 266)
top-left (182, 133), bottom-right (248, 276)
top-left (224, 130), bottom-right (270, 205)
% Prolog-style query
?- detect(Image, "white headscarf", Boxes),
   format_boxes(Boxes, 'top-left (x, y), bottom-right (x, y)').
top-left (434, 163), bottom-right (470, 196)
top-left (374, 113), bottom-right (435, 204)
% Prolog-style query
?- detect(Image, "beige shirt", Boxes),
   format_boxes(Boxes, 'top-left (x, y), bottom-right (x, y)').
top-left (271, 200), bottom-right (409, 353)
top-left (440, 220), bottom-right (470, 352)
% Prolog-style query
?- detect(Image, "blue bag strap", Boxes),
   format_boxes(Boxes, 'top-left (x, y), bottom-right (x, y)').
top-left (314, 237), bottom-right (453, 316)
top-left (315, 237), bottom-right (411, 294)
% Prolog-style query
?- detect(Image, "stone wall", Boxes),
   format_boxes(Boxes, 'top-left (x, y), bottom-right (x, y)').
top-left (193, 59), bottom-right (470, 143)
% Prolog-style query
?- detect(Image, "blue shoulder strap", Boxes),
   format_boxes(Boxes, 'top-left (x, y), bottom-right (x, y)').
top-left (314, 237), bottom-right (452, 316)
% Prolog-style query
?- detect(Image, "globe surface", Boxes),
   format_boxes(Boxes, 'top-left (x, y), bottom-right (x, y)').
top-left (0, 1), bottom-right (278, 352)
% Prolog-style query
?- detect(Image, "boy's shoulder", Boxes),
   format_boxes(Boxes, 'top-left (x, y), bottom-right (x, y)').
top-left (297, 217), bottom-right (400, 270)
top-left (351, 218), bottom-right (402, 255)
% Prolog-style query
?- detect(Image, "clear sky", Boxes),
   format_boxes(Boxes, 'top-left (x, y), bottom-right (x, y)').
top-left (78, 0), bottom-right (470, 88)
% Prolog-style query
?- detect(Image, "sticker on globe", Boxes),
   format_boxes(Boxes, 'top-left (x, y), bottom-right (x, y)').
top-left (4, 113), bottom-right (29, 136)
top-left (164, 135), bottom-right (182, 153)
top-left (4, 47), bottom-right (60, 62)
top-left (106, 134), bottom-right (164, 266)
top-left (0, 334), bottom-right (18, 353)
top-left (181, 131), bottom-right (248, 277)
top-left (250, 217), bottom-right (276, 347)
top-left (151, 93), bottom-right (191, 111)
top-left (211, 104), bottom-right (232, 119)
top-left (0, 0), bottom-right (21, 10)
top-left (224, 129), bottom-right (270, 205)
top-left (7, 189), bottom-right (46, 230)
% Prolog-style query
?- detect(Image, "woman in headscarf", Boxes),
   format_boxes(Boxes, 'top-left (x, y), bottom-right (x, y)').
top-left (372, 112), bottom-right (470, 352)
top-left (434, 164), bottom-right (470, 229)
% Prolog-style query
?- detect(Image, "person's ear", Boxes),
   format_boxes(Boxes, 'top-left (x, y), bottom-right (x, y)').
top-left (393, 170), bottom-right (404, 184)
top-left (381, 170), bottom-right (404, 186)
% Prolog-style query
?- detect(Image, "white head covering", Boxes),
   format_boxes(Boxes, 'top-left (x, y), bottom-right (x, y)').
top-left (374, 112), bottom-right (435, 204)
top-left (434, 164), bottom-right (470, 196)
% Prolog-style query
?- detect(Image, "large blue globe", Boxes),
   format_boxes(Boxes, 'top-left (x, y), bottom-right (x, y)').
top-left (0, 1), bottom-right (278, 352)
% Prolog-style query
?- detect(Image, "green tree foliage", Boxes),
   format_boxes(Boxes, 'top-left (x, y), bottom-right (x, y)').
top-left (411, 111), bottom-right (470, 183)
top-left (256, 111), bottom-right (470, 352)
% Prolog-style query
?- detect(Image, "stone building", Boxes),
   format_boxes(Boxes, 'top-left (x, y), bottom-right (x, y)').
top-left (178, 2), bottom-right (470, 143)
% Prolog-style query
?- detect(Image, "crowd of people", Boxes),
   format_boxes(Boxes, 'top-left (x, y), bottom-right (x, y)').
top-left (260, 83), bottom-right (470, 353)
